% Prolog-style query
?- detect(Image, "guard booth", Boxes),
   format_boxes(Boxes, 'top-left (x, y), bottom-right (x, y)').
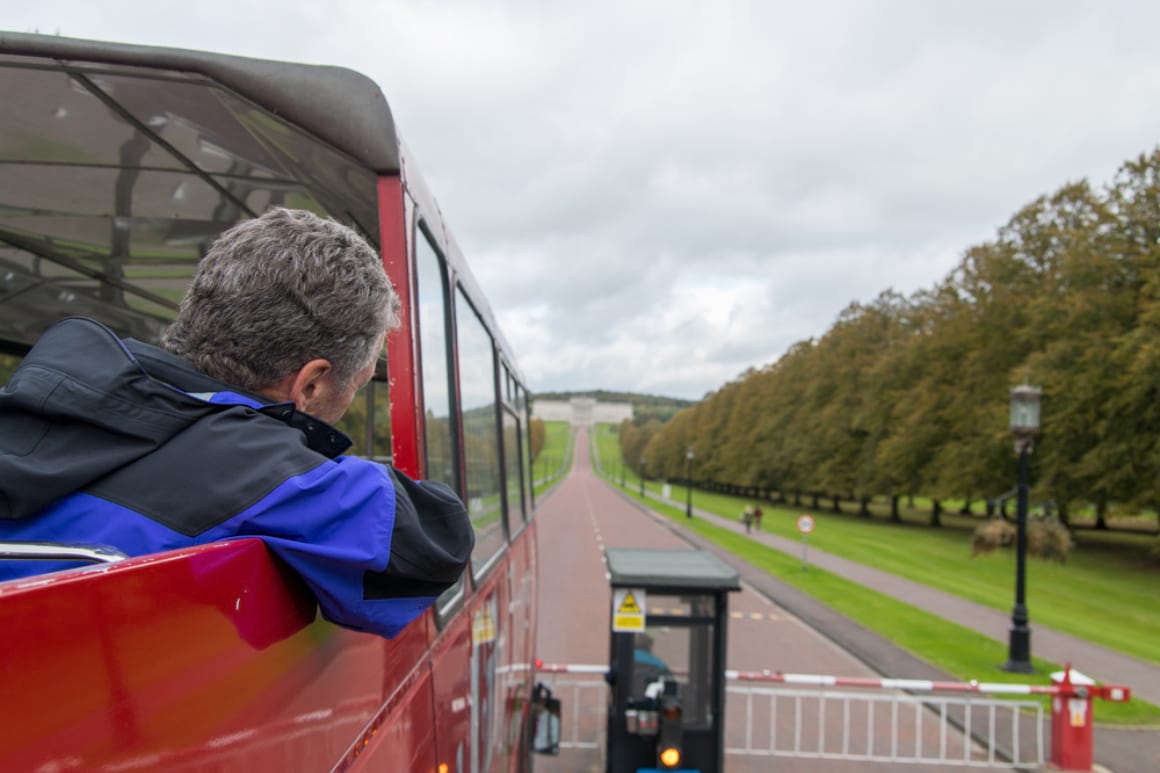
top-left (605, 548), bottom-right (740, 773)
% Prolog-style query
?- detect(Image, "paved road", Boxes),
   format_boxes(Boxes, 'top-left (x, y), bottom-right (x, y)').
top-left (533, 430), bottom-right (991, 772)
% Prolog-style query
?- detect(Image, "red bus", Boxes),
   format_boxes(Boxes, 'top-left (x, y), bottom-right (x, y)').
top-left (0, 31), bottom-right (541, 772)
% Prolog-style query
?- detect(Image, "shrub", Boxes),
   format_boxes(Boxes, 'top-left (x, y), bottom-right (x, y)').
top-left (971, 517), bottom-right (1074, 562)
top-left (971, 519), bottom-right (1015, 556)
top-left (1027, 517), bottom-right (1074, 563)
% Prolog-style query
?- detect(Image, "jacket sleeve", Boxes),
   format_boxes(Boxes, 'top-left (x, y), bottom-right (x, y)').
top-left (216, 458), bottom-right (473, 638)
top-left (362, 467), bottom-right (476, 601)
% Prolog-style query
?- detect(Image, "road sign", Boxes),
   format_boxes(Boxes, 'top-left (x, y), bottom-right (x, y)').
top-left (472, 603), bottom-right (497, 645)
top-left (797, 515), bottom-right (815, 571)
top-left (612, 588), bottom-right (646, 632)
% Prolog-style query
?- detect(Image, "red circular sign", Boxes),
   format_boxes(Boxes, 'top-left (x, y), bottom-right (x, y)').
top-left (796, 514), bottom-right (815, 535)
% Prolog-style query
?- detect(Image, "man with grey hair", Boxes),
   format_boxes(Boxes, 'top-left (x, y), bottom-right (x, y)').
top-left (0, 208), bottom-right (473, 638)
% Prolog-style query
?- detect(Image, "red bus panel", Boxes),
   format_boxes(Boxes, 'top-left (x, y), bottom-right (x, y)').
top-left (0, 540), bottom-right (433, 771)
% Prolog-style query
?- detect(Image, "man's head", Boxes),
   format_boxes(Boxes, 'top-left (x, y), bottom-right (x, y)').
top-left (162, 208), bottom-right (400, 422)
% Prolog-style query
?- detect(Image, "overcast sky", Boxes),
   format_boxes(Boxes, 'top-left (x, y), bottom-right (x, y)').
top-left (10, 2), bottom-right (1160, 399)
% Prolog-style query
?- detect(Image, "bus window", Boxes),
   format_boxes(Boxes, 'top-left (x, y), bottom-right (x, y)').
top-left (333, 353), bottom-right (387, 459)
top-left (503, 409), bottom-right (526, 529)
top-left (334, 385), bottom-right (371, 457)
top-left (416, 231), bottom-right (456, 488)
top-left (0, 242), bottom-right (175, 349)
top-left (517, 384), bottom-right (534, 514)
top-left (0, 352), bottom-right (22, 384)
top-left (456, 287), bottom-right (506, 576)
top-left (369, 379), bottom-right (391, 464)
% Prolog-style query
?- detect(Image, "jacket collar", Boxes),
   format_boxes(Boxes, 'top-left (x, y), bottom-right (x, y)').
top-left (125, 335), bottom-right (353, 458)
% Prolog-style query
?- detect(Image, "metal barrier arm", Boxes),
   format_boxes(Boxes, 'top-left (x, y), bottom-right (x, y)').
top-left (724, 667), bottom-right (1131, 703)
top-left (536, 662), bottom-right (1131, 703)
top-left (534, 662), bottom-right (611, 675)
top-left (0, 541), bottom-right (129, 564)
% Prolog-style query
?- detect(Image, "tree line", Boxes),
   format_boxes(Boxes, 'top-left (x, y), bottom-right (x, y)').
top-left (621, 149), bottom-right (1160, 530)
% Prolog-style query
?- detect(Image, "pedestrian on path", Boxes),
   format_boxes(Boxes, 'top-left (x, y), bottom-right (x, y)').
top-left (752, 504), bottom-right (763, 532)
top-left (742, 505), bottom-right (754, 533)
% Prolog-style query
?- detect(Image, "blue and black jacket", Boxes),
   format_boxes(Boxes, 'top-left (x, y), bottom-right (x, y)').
top-left (0, 317), bottom-right (473, 638)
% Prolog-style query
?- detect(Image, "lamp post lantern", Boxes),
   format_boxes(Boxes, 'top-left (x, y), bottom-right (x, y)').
top-left (639, 456), bottom-right (646, 497)
top-left (1003, 384), bottom-right (1042, 673)
top-left (685, 447), bottom-right (695, 519)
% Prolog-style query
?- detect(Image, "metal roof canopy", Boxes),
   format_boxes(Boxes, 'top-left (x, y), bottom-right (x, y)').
top-left (0, 31), bottom-right (401, 174)
top-left (605, 547), bottom-right (740, 592)
top-left (0, 30), bottom-right (399, 351)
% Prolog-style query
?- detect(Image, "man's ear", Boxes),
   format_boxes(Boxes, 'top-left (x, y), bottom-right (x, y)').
top-left (287, 358), bottom-right (334, 412)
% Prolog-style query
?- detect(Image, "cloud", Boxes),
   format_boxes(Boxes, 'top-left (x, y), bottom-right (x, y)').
top-left (9, 1), bottom-right (1160, 399)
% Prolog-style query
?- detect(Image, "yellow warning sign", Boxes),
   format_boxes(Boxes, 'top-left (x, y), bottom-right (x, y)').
top-left (612, 588), bottom-right (646, 632)
top-left (472, 603), bottom-right (497, 645)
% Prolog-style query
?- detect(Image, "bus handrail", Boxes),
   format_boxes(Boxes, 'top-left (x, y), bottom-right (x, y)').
top-left (0, 541), bottom-right (129, 564)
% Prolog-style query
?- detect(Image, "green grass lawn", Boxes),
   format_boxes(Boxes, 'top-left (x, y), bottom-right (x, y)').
top-left (544, 420), bottom-right (571, 453)
top-left (532, 421), bottom-right (574, 499)
top-left (683, 488), bottom-right (1160, 668)
top-left (591, 424), bottom-right (1160, 726)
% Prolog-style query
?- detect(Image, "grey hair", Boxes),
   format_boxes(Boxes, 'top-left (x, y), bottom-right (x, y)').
top-left (162, 208), bottom-right (400, 391)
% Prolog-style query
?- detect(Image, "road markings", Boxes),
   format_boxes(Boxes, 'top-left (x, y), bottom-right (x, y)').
top-left (642, 607), bottom-right (781, 622)
top-left (731, 610), bottom-right (782, 622)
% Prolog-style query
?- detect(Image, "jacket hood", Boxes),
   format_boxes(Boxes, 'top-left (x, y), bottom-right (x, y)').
top-left (0, 318), bottom-right (221, 520)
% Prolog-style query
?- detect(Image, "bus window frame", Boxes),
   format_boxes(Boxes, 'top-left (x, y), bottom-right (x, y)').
top-left (502, 405), bottom-right (528, 536)
top-left (499, 364), bottom-right (529, 533)
top-left (367, 370), bottom-right (392, 465)
top-left (414, 219), bottom-right (470, 625)
top-left (435, 573), bottom-right (468, 625)
top-left (414, 219), bottom-right (462, 495)
top-left (453, 281), bottom-right (510, 586)
top-left (517, 383), bottom-right (536, 514)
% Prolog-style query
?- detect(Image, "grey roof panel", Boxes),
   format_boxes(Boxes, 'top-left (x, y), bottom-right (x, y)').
top-left (605, 548), bottom-right (740, 592)
top-left (0, 31), bottom-right (399, 174)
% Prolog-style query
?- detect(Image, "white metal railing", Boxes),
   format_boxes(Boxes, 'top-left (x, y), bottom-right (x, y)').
top-left (535, 665), bottom-right (608, 752)
top-left (534, 664), bottom-right (1051, 769)
top-left (725, 684), bottom-right (1042, 768)
top-left (553, 677), bottom-right (607, 752)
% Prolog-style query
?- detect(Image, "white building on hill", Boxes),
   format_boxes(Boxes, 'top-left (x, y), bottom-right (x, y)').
top-left (532, 397), bottom-right (633, 426)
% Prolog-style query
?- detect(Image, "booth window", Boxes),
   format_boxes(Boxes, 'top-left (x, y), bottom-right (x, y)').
top-left (632, 594), bottom-right (716, 729)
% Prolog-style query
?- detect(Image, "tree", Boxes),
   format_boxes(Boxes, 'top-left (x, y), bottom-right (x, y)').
top-left (529, 418), bottom-right (546, 461)
top-left (639, 145), bottom-right (1160, 532)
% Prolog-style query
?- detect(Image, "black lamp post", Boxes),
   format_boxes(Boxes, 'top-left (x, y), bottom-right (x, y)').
top-left (685, 447), bottom-right (695, 519)
top-left (1003, 383), bottom-right (1042, 673)
top-left (639, 456), bottom-right (646, 497)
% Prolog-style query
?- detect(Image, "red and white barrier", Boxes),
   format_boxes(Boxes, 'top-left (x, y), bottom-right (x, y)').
top-left (534, 660), bottom-right (1131, 772)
